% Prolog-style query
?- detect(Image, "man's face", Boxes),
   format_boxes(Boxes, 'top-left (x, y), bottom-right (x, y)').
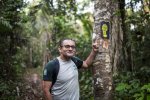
top-left (59, 40), bottom-right (76, 58)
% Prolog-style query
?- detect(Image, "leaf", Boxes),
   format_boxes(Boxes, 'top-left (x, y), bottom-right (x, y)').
top-left (115, 83), bottom-right (129, 91)
top-left (137, 97), bottom-right (143, 100)
top-left (133, 93), bottom-right (141, 98)
top-left (141, 83), bottom-right (150, 92)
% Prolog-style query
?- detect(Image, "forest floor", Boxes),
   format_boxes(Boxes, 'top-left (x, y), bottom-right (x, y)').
top-left (18, 67), bottom-right (44, 100)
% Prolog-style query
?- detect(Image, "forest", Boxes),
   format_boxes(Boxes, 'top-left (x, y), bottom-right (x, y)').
top-left (0, 0), bottom-right (150, 100)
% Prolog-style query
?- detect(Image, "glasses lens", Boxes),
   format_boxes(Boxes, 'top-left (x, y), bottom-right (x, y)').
top-left (63, 45), bottom-right (75, 49)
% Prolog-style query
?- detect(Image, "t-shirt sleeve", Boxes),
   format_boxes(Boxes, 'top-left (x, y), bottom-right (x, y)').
top-left (72, 56), bottom-right (83, 69)
top-left (43, 62), bottom-right (53, 81)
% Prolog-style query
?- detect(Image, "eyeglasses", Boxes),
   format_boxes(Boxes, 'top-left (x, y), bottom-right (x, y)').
top-left (61, 45), bottom-right (76, 49)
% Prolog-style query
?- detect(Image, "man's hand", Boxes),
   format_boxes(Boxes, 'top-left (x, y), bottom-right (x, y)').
top-left (92, 42), bottom-right (99, 53)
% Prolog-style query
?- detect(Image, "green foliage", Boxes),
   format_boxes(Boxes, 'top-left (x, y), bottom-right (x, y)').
top-left (115, 82), bottom-right (150, 100)
top-left (79, 69), bottom-right (93, 100)
top-left (114, 68), bottom-right (150, 100)
top-left (124, 0), bottom-right (150, 71)
top-left (0, 0), bottom-right (28, 99)
top-left (133, 83), bottom-right (150, 100)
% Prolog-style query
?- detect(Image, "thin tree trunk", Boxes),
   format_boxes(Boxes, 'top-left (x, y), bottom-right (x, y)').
top-left (42, 32), bottom-right (52, 67)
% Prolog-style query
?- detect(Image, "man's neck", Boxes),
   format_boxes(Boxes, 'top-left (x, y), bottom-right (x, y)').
top-left (59, 55), bottom-right (71, 61)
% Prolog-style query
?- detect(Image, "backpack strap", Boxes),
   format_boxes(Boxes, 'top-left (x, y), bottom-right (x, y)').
top-left (51, 59), bottom-right (60, 87)
top-left (47, 59), bottom-right (59, 93)
top-left (71, 56), bottom-right (83, 69)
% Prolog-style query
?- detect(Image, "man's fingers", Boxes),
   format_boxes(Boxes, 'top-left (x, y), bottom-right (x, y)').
top-left (93, 43), bottom-right (98, 48)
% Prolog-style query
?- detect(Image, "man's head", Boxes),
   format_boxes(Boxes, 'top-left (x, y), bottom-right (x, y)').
top-left (58, 38), bottom-right (76, 59)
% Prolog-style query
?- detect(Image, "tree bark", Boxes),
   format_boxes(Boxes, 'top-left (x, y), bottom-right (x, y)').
top-left (92, 0), bottom-right (124, 99)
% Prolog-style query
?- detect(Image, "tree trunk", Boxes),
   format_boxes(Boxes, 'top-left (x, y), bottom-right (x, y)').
top-left (42, 31), bottom-right (52, 67)
top-left (92, 0), bottom-right (124, 99)
top-left (111, 1), bottom-right (124, 73)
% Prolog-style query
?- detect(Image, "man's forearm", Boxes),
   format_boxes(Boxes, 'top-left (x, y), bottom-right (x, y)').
top-left (44, 90), bottom-right (52, 100)
top-left (85, 50), bottom-right (97, 66)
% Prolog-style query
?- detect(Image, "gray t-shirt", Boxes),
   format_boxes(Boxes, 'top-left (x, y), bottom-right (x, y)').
top-left (51, 57), bottom-right (80, 100)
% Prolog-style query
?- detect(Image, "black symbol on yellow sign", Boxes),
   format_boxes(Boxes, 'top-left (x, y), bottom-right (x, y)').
top-left (100, 21), bottom-right (110, 39)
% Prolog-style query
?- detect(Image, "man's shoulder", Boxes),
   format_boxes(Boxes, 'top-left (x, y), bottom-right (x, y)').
top-left (45, 58), bottom-right (59, 68)
top-left (71, 56), bottom-right (83, 62)
top-left (47, 59), bottom-right (58, 64)
top-left (71, 56), bottom-right (80, 60)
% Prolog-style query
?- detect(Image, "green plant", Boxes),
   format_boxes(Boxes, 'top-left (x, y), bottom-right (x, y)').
top-left (134, 83), bottom-right (150, 100)
top-left (114, 71), bottom-right (150, 100)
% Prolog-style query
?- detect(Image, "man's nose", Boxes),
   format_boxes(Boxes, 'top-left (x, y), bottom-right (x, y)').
top-left (68, 47), bottom-right (73, 50)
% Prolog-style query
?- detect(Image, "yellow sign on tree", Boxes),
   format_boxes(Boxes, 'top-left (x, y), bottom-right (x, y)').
top-left (100, 21), bottom-right (110, 39)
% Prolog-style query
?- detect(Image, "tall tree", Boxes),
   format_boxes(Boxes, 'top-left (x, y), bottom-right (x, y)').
top-left (0, 0), bottom-right (24, 79)
top-left (92, 0), bottom-right (124, 99)
top-left (0, 0), bottom-right (26, 99)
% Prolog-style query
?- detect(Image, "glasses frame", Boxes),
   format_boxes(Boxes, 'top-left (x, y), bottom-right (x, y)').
top-left (61, 45), bottom-right (76, 49)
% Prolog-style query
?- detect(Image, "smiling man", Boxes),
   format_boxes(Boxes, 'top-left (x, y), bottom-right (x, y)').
top-left (42, 38), bottom-right (98, 100)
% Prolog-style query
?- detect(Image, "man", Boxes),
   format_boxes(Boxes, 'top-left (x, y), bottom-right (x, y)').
top-left (42, 38), bottom-right (98, 100)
